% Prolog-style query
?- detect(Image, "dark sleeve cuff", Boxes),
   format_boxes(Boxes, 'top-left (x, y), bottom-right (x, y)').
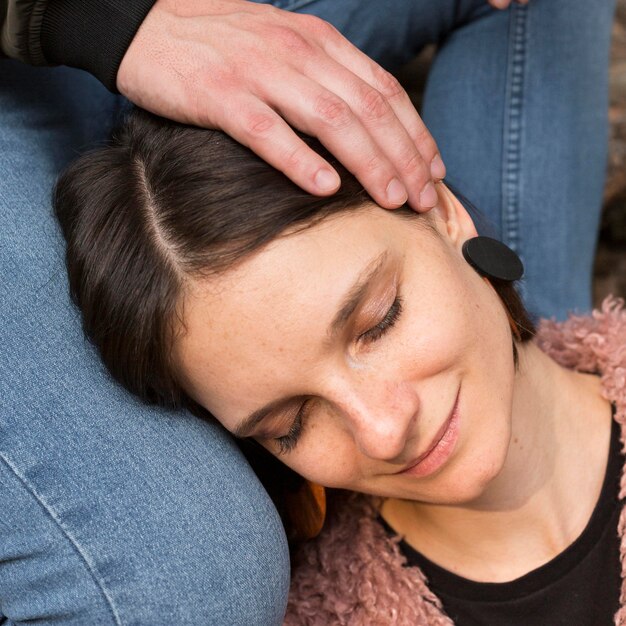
top-left (40, 0), bottom-right (156, 92)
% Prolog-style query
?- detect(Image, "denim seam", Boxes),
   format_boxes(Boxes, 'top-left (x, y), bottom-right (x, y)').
top-left (0, 453), bottom-right (122, 626)
top-left (501, 4), bottom-right (529, 259)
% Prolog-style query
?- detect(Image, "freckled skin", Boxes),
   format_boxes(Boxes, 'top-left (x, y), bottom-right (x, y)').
top-left (174, 184), bottom-right (614, 581)
top-left (175, 184), bottom-right (518, 504)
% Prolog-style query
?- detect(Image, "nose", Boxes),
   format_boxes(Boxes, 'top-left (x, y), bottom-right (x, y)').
top-left (329, 374), bottom-right (420, 461)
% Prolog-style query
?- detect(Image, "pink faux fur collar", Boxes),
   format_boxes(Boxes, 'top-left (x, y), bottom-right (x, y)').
top-left (284, 296), bottom-right (626, 626)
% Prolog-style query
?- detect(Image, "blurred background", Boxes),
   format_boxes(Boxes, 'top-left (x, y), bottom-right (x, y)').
top-left (398, 1), bottom-right (626, 306)
top-left (596, 0), bottom-right (626, 304)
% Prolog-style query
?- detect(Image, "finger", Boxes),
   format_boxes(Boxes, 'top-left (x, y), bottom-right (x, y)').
top-left (487, 0), bottom-right (513, 8)
top-left (264, 71), bottom-right (419, 210)
top-left (298, 53), bottom-right (440, 211)
top-left (219, 97), bottom-right (341, 196)
top-left (318, 25), bottom-right (446, 186)
top-left (363, 65), bottom-right (446, 183)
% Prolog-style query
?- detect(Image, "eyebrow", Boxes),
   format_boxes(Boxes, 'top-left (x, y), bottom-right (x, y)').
top-left (328, 250), bottom-right (389, 339)
top-left (233, 249), bottom-right (390, 439)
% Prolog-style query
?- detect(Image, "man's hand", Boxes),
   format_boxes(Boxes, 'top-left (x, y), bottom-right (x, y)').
top-left (487, 0), bottom-right (529, 8)
top-left (117, 0), bottom-right (445, 211)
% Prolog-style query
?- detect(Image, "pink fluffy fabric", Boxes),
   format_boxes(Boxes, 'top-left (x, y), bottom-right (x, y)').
top-left (284, 296), bottom-right (626, 626)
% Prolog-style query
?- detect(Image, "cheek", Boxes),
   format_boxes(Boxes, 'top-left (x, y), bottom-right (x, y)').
top-left (442, 309), bottom-right (516, 501)
top-left (429, 252), bottom-right (516, 393)
top-left (264, 424), bottom-right (362, 490)
top-left (442, 288), bottom-right (516, 502)
top-left (394, 269), bottom-right (475, 379)
top-left (393, 261), bottom-right (516, 503)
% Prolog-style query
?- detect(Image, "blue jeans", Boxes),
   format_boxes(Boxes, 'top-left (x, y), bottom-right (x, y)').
top-left (0, 64), bottom-right (289, 625)
top-left (0, 0), bottom-right (614, 623)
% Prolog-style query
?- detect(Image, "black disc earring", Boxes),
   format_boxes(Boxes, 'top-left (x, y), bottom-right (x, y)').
top-left (462, 236), bottom-right (524, 282)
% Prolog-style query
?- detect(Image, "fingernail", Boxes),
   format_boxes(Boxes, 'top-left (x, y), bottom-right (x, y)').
top-left (314, 168), bottom-right (340, 192)
top-left (420, 181), bottom-right (438, 209)
top-left (386, 178), bottom-right (408, 206)
top-left (430, 154), bottom-right (446, 180)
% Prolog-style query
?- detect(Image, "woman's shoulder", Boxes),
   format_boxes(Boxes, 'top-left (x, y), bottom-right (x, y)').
top-left (535, 295), bottom-right (626, 377)
top-left (535, 296), bottom-right (626, 423)
top-left (284, 491), bottom-right (453, 625)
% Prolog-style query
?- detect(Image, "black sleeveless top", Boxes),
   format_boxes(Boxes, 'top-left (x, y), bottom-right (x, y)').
top-left (383, 404), bottom-right (622, 625)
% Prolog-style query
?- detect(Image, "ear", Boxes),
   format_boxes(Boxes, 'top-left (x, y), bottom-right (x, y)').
top-left (428, 182), bottom-right (478, 249)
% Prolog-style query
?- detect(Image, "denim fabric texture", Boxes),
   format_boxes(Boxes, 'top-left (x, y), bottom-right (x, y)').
top-left (0, 0), bottom-right (616, 623)
top-left (0, 62), bottom-right (289, 625)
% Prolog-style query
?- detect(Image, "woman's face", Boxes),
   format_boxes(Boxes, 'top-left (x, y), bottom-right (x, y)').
top-left (175, 185), bottom-right (517, 505)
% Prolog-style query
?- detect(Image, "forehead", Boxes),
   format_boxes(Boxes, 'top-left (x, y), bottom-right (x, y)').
top-left (175, 207), bottom-right (427, 426)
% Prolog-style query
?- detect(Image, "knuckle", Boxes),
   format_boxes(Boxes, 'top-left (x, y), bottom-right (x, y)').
top-left (373, 66), bottom-right (404, 99)
top-left (243, 112), bottom-right (276, 138)
top-left (314, 93), bottom-right (352, 130)
top-left (301, 14), bottom-right (334, 38)
top-left (398, 149), bottom-right (425, 176)
top-left (362, 153), bottom-right (385, 175)
top-left (412, 124), bottom-right (435, 149)
top-left (283, 144), bottom-right (306, 170)
top-left (273, 25), bottom-right (313, 56)
top-left (358, 86), bottom-right (391, 122)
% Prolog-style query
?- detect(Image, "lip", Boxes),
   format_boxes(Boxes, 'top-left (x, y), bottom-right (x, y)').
top-left (395, 385), bottom-right (461, 479)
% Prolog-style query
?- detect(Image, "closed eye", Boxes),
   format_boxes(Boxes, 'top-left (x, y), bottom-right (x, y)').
top-left (358, 296), bottom-right (403, 344)
top-left (274, 400), bottom-right (310, 455)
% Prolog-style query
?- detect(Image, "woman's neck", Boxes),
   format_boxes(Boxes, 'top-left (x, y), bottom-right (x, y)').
top-left (380, 343), bottom-right (613, 582)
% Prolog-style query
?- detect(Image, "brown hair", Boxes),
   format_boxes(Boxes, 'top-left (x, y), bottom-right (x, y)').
top-left (55, 108), bottom-right (376, 409)
top-left (54, 108), bottom-right (535, 539)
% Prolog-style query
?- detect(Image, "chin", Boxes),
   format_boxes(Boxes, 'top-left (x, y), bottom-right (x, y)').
top-left (446, 465), bottom-right (505, 504)
top-left (443, 436), bottom-right (511, 504)
top-left (400, 437), bottom-right (510, 506)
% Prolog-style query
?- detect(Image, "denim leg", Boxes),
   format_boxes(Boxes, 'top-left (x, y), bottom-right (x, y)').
top-left (422, 0), bottom-right (616, 320)
top-left (0, 61), bottom-right (288, 625)
top-left (257, 0), bottom-right (615, 320)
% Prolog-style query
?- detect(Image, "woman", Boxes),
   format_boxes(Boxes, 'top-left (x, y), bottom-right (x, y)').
top-left (54, 109), bottom-right (625, 625)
